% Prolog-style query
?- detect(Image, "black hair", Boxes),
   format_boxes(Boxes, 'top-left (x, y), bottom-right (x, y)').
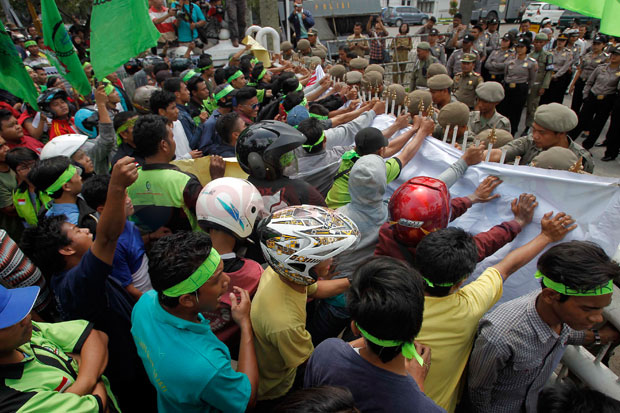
top-left (472, 24), bottom-right (483, 32)
top-left (537, 382), bottom-right (620, 413)
top-left (347, 256), bottom-right (425, 363)
top-left (215, 112), bottom-right (241, 144)
top-left (148, 231), bottom-right (213, 308)
top-left (27, 156), bottom-right (72, 199)
top-left (20, 215), bottom-right (71, 277)
top-left (162, 77), bottom-right (183, 94)
top-left (429, 16), bottom-right (437, 22)
top-left (521, 18), bottom-right (531, 24)
top-left (32, 65), bottom-right (47, 73)
top-left (271, 71), bottom-right (297, 96)
top-left (0, 109), bottom-right (14, 128)
top-left (155, 70), bottom-right (172, 86)
top-left (338, 45), bottom-right (351, 52)
top-left (46, 76), bottom-right (60, 89)
top-left (239, 55), bottom-right (253, 75)
top-left (274, 386), bottom-right (359, 413)
top-left (281, 77), bottom-right (301, 95)
top-left (454, 13), bottom-right (462, 19)
top-left (214, 68), bottom-right (227, 85)
top-left (187, 76), bottom-right (206, 94)
top-left (537, 241), bottom-right (620, 302)
top-left (297, 118), bottom-right (324, 154)
top-left (282, 91), bottom-right (304, 112)
top-left (399, 23), bottom-right (410, 34)
top-left (113, 111), bottom-right (139, 132)
top-left (224, 66), bottom-right (242, 82)
top-left (149, 89), bottom-right (176, 115)
top-left (308, 103), bottom-right (329, 116)
top-left (415, 228), bottom-right (478, 297)
top-left (354, 22), bottom-right (363, 28)
top-left (153, 62), bottom-right (170, 75)
top-left (346, 51), bottom-right (358, 59)
top-left (6, 147), bottom-right (38, 172)
top-left (133, 114), bottom-right (169, 158)
top-left (234, 86), bottom-right (257, 106)
top-left (81, 175), bottom-right (110, 210)
top-left (251, 63), bottom-right (265, 82)
top-left (197, 54), bottom-right (213, 69)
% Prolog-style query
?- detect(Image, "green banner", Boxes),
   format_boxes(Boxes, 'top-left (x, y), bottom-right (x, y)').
top-left (90, 0), bottom-right (160, 79)
top-left (40, 0), bottom-right (91, 96)
top-left (547, 0), bottom-right (620, 37)
top-left (0, 22), bottom-right (40, 110)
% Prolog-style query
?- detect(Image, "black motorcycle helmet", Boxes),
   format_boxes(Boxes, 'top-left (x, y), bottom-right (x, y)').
top-left (37, 88), bottom-right (70, 119)
top-left (124, 58), bottom-right (142, 75)
top-left (170, 57), bottom-right (192, 74)
top-left (236, 121), bottom-right (307, 181)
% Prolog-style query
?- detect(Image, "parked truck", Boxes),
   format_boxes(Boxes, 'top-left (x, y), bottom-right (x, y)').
top-left (470, 0), bottom-right (528, 23)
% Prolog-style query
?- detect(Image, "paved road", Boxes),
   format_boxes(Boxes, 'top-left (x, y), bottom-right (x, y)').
top-left (382, 23), bottom-right (620, 178)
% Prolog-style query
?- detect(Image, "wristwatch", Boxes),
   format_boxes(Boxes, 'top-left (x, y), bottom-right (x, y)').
top-left (593, 328), bottom-right (601, 345)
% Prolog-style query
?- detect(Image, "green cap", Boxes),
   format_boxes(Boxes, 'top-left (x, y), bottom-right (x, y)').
top-left (475, 81), bottom-right (505, 102)
top-left (417, 41), bottom-right (431, 50)
top-left (534, 103), bottom-right (578, 132)
top-left (460, 53), bottom-right (477, 63)
top-left (530, 147), bottom-right (579, 170)
top-left (535, 33), bottom-right (549, 41)
top-left (427, 74), bottom-right (453, 90)
top-left (438, 102), bottom-right (469, 127)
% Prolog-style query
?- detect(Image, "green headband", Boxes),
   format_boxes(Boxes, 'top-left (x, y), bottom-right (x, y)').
top-left (535, 270), bottom-right (613, 297)
top-left (309, 113), bottom-right (328, 120)
top-left (257, 68), bottom-right (267, 81)
top-left (295, 83), bottom-right (303, 92)
top-left (183, 70), bottom-right (198, 82)
top-left (247, 81), bottom-right (258, 87)
top-left (227, 70), bottom-right (243, 83)
top-left (82, 61), bottom-right (91, 70)
top-left (25, 40), bottom-right (37, 48)
top-left (342, 150), bottom-right (360, 161)
top-left (46, 165), bottom-right (77, 195)
top-left (197, 64), bottom-right (213, 72)
top-left (302, 131), bottom-right (325, 149)
top-left (356, 323), bottom-right (424, 366)
top-left (251, 57), bottom-right (259, 64)
top-left (163, 249), bottom-right (221, 297)
top-left (116, 117), bottom-right (138, 146)
top-left (25, 65), bottom-right (33, 71)
top-left (422, 276), bottom-right (456, 288)
top-left (214, 84), bottom-right (235, 102)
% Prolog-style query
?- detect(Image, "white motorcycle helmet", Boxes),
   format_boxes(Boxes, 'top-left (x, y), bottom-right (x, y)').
top-left (40, 134), bottom-right (88, 160)
top-left (258, 205), bottom-right (360, 286)
top-left (196, 177), bottom-right (265, 239)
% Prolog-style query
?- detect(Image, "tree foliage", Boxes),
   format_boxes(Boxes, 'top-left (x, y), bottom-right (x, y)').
top-left (5, 0), bottom-right (92, 27)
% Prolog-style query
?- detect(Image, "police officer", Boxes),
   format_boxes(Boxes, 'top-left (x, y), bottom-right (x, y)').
top-left (350, 57), bottom-right (369, 73)
top-left (427, 63), bottom-right (447, 79)
top-left (428, 28), bottom-right (446, 65)
top-left (570, 34), bottom-right (609, 115)
top-left (541, 33), bottom-right (573, 104)
top-left (498, 37), bottom-right (537, 135)
top-left (470, 25), bottom-right (487, 62)
top-left (475, 128), bottom-right (513, 149)
top-left (329, 64), bottom-right (347, 82)
top-left (446, 34), bottom-right (480, 77)
top-left (453, 53), bottom-right (483, 109)
top-left (485, 19), bottom-right (501, 55)
top-left (344, 70), bottom-right (363, 88)
top-left (437, 101), bottom-right (470, 142)
top-left (569, 45), bottom-right (620, 149)
top-left (468, 81), bottom-right (511, 135)
top-left (428, 74), bottom-right (455, 110)
top-left (530, 146), bottom-right (580, 171)
top-left (297, 39), bottom-right (312, 57)
top-left (411, 42), bottom-right (439, 91)
top-left (566, 29), bottom-right (582, 71)
top-left (525, 33), bottom-right (553, 130)
top-left (602, 83), bottom-right (620, 161)
top-left (281, 41), bottom-right (297, 61)
top-left (485, 33), bottom-right (514, 82)
top-left (486, 103), bottom-right (594, 172)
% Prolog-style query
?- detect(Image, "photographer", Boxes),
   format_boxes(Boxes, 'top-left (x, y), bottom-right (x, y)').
top-left (367, 16), bottom-right (388, 64)
top-left (170, 0), bottom-right (206, 48)
top-left (149, 0), bottom-right (178, 49)
top-left (288, 0), bottom-right (315, 47)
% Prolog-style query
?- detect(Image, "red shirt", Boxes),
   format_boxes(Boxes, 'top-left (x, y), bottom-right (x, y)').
top-left (49, 118), bottom-right (78, 140)
top-left (6, 135), bottom-right (44, 154)
top-left (149, 6), bottom-right (176, 34)
top-left (374, 196), bottom-right (523, 263)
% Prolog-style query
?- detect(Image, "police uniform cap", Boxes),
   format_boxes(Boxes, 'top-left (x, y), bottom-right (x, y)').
top-left (407, 90), bottom-right (432, 114)
top-left (593, 34), bottom-right (606, 44)
top-left (362, 71), bottom-right (384, 88)
top-left (428, 74), bottom-right (453, 90)
top-left (417, 41), bottom-right (431, 50)
top-left (308, 28), bottom-right (318, 36)
top-left (310, 56), bottom-right (322, 66)
top-left (329, 64), bottom-right (347, 80)
top-left (350, 57), bottom-right (369, 69)
top-left (565, 29), bottom-right (579, 36)
top-left (438, 102), bottom-right (469, 127)
top-left (502, 33), bottom-right (513, 41)
top-left (302, 56), bottom-right (312, 67)
top-left (516, 37), bottom-right (530, 47)
top-left (366, 64), bottom-right (385, 75)
top-left (534, 33), bottom-right (548, 41)
top-left (530, 147), bottom-right (578, 170)
top-left (427, 63), bottom-right (448, 77)
top-left (281, 41), bottom-right (294, 51)
top-left (345, 71), bottom-right (362, 84)
top-left (488, 18), bottom-right (499, 25)
top-left (311, 48), bottom-right (327, 59)
top-left (557, 33), bottom-right (568, 40)
top-left (475, 129), bottom-right (513, 148)
top-left (475, 81), bottom-right (504, 102)
top-left (541, 28), bottom-right (553, 36)
top-left (297, 39), bottom-right (311, 51)
top-left (386, 84), bottom-right (407, 105)
top-left (534, 103), bottom-right (578, 132)
top-left (460, 53), bottom-right (477, 63)
top-left (610, 45), bottom-right (620, 55)
top-left (429, 28), bottom-right (440, 36)
top-left (463, 34), bottom-right (475, 43)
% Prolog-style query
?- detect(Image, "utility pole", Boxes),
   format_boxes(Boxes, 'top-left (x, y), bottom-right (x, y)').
top-left (459, 0), bottom-right (474, 24)
top-left (259, 0), bottom-right (281, 48)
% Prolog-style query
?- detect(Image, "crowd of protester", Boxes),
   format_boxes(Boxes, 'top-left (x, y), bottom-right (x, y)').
top-left (1, 2), bottom-right (620, 413)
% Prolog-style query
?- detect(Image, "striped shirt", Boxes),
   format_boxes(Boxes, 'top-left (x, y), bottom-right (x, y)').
top-left (468, 290), bottom-right (586, 412)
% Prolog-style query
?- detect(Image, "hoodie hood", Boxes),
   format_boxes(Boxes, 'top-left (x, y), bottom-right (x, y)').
top-left (341, 154), bottom-right (388, 224)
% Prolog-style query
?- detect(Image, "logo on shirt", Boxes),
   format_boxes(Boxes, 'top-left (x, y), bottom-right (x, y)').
top-left (145, 181), bottom-right (151, 192)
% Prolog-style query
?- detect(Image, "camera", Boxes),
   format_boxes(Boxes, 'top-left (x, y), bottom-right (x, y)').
top-left (177, 10), bottom-right (190, 22)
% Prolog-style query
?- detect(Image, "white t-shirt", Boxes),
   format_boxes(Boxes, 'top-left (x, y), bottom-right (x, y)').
top-left (172, 120), bottom-right (192, 160)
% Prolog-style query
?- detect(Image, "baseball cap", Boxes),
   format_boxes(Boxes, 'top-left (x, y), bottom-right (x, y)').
top-left (463, 34), bottom-right (474, 43)
top-left (355, 127), bottom-right (388, 154)
top-left (429, 28), bottom-right (439, 36)
top-left (287, 105), bottom-right (310, 127)
top-left (0, 285), bottom-right (39, 329)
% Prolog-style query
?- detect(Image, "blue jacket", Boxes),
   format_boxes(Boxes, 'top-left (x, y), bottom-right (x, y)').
top-left (288, 9), bottom-right (314, 40)
top-left (177, 103), bottom-right (202, 149)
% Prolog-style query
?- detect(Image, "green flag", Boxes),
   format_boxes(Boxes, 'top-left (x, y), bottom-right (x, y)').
top-left (90, 0), bottom-right (160, 79)
top-left (547, 0), bottom-right (620, 36)
top-left (40, 0), bottom-right (91, 96)
top-left (0, 22), bottom-right (40, 110)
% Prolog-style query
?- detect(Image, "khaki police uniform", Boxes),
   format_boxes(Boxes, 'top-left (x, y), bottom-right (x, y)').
top-left (499, 55), bottom-right (537, 135)
top-left (485, 31), bottom-right (500, 55)
top-left (429, 43), bottom-right (446, 65)
top-left (446, 48), bottom-right (480, 77)
top-left (485, 48), bottom-right (515, 83)
top-left (411, 55), bottom-right (439, 90)
top-left (571, 51), bottom-right (609, 114)
top-left (468, 110), bottom-right (511, 135)
top-left (525, 49), bottom-right (553, 128)
top-left (453, 70), bottom-right (483, 109)
top-left (541, 47), bottom-right (574, 104)
top-left (347, 34), bottom-right (369, 57)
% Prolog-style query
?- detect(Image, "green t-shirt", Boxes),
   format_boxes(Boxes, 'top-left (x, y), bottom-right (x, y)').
top-left (0, 170), bottom-right (23, 241)
top-left (325, 154), bottom-right (402, 209)
top-left (0, 320), bottom-right (119, 413)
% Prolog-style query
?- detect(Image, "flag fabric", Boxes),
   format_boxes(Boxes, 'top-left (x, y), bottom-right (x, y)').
top-left (0, 22), bottom-right (40, 109)
top-left (306, 65), bottom-right (325, 87)
top-left (40, 0), bottom-right (91, 96)
top-left (547, 0), bottom-right (620, 37)
top-left (90, 0), bottom-right (160, 79)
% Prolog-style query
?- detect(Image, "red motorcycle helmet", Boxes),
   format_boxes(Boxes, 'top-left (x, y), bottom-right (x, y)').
top-left (388, 176), bottom-right (451, 247)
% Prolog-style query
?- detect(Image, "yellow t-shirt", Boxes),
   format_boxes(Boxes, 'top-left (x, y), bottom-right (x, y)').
top-left (416, 267), bottom-right (503, 412)
top-left (250, 266), bottom-right (317, 400)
